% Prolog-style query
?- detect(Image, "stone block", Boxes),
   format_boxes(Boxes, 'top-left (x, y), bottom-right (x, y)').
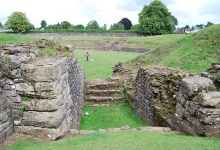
top-left (0, 112), bottom-right (9, 122)
top-left (16, 73), bottom-right (69, 99)
top-left (23, 91), bottom-right (71, 112)
top-left (0, 96), bottom-right (6, 106)
top-left (180, 76), bottom-right (215, 99)
top-left (196, 92), bottom-right (220, 108)
top-left (15, 109), bottom-right (72, 140)
top-left (22, 96), bottom-right (72, 128)
top-left (20, 57), bottom-right (68, 82)
top-left (0, 132), bottom-right (6, 144)
top-left (2, 90), bottom-right (17, 97)
top-left (7, 96), bottom-right (21, 103)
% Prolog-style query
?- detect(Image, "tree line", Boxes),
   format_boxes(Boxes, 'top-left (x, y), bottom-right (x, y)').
top-left (0, 0), bottom-right (215, 35)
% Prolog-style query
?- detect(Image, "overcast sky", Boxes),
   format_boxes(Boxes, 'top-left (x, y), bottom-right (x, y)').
top-left (0, 0), bottom-right (219, 28)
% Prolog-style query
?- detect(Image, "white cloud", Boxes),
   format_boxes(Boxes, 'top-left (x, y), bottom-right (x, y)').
top-left (0, 0), bottom-right (219, 28)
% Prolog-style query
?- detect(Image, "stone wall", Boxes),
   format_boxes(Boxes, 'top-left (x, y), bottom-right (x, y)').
top-left (122, 65), bottom-right (220, 137)
top-left (0, 76), bottom-right (13, 144)
top-left (0, 41), bottom-right (84, 143)
top-left (133, 66), bottom-right (188, 126)
top-left (173, 76), bottom-right (220, 137)
top-left (25, 32), bottom-right (142, 37)
top-left (75, 47), bottom-right (151, 53)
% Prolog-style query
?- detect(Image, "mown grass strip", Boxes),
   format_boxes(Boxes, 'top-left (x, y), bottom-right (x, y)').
top-left (7, 130), bottom-right (220, 150)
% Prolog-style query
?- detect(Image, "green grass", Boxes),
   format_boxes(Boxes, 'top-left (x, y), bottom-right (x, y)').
top-left (63, 34), bottom-right (185, 49)
top-left (74, 50), bottom-right (141, 79)
top-left (0, 33), bottom-right (42, 43)
top-left (80, 100), bottom-right (148, 130)
top-left (7, 131), bottom-right (220, 150)
top-left (126, 24), bottom-right (220, 74)
top-left (123, 34), bottom-right (185, 48)
top-left (40, 47), bottom-right (57, 56)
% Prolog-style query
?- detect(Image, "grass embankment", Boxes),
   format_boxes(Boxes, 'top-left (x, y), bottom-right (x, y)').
top-left (73, 50), bottom-right (141, 79)
top-left (7, 131), bottom-right (220, 150)
top-left (64, 34), bottom-right (185, 49)
top-left (0, 33), bottom-right (43, 44)
top-left (126, 24), bottom-right (220, 74)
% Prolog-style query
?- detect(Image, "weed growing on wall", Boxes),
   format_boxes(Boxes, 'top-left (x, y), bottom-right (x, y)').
top-left (21, 96), bottom-right (32, 101)
top-left (40, 47), bottom-right (57, 56)
top-left (19, 107), bottom-right (25, 117)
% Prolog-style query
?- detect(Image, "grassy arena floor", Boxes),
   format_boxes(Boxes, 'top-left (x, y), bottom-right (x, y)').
top-left (73, 50), bottom-right (142, 79)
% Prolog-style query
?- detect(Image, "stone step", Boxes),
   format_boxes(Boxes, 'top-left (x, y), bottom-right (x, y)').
top-left (85, 80), bottom-right (120, 90)
top-left (106, 76), bottom-right (121, 82)
top-left (70, 126), bottom-right (173, 135)
top-left (85, 96), bottom-right (124, 102)
top-left (85, 89), bottom-right (123, 96)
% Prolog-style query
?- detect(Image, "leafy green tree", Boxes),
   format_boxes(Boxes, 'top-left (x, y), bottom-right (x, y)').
top-left (0, 22), bottom-right (3, 28)
top-left (44, 25), bottom-right (53, 30)
top-left (185, 25), bottom-right (190, 29)
top-left (109, 23), bottom-right (124, 30)
top-left (40, 20), bottom-right (47, 29)
top-left (206, 21), bottom-right (214, 27)
top-left (60, 21), bottom-right (71, 29)
top-left (138, 0), bottom-right (175, 35)
top-left (74, 24), bottom-right (84, 29)
top-left (171, 15), bottom-right (178, 26)
top-left (196, 24), bottom-right (205, 29)
top-left (86, 20), bottom-right (100, 29)
top-left (4, 12), bottom-right (34, 32)
top-left (130, 24), bottom-right (140, 31)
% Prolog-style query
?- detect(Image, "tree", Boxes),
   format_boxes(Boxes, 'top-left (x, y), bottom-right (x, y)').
top-left (86, 20), bottom-right (100, 29)
top-left (119, 18), bottom-right (132, 30)
top-left (109, 23), bottom-right (124, 30)
top-left (102, 24), bottom-right (107, 30)
top-left (74, 24), bottom-right (84, 29)
top-left (185, 25), bottom-right (190, 29)
top-left (0, 22), bottom-right (3, 28)
top-left (40, 20), bottom-right (47, 29)
top-left (130, 24), bottom-right (140, 31)
top-left (196, 24), bottom-right (205, 29)
top-left (4, 12), bottom-right (34, 32)
top-left (138, 0), bottom-right (175, 35)
top-left (206, 22), bottom-right (214, 27)
top-left (171, 15), bottom-right (178, 26)
top-left (60, 21), bottom-right (71, 29)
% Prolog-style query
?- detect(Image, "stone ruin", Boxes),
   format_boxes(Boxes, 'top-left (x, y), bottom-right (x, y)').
top-left (0, 40), bottom-right (84, 143)
top-left (1, 39), bottom-right (220, 144)
top-left (117, 64), bottom-right (220, 137)
top-left (97, 39), bottom-right (151, 53)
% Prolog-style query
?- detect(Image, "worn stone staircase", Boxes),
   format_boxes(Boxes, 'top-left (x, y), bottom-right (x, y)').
top-left (84, 76), bottom-right (125, 106)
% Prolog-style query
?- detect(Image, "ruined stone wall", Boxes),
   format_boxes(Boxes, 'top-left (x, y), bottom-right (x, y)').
top-left (125, 65), bottom-right (220, 137)
top-left (68, 57), bottom-right (84, 129)
top-left (75, 47), bottom-right (151, 53)
top-left (0, 41), bottom-right (84, 143)
top-left (0, 76), bottom-right (13, 144)
top-left (133, 66), bottom-right (188, 126)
